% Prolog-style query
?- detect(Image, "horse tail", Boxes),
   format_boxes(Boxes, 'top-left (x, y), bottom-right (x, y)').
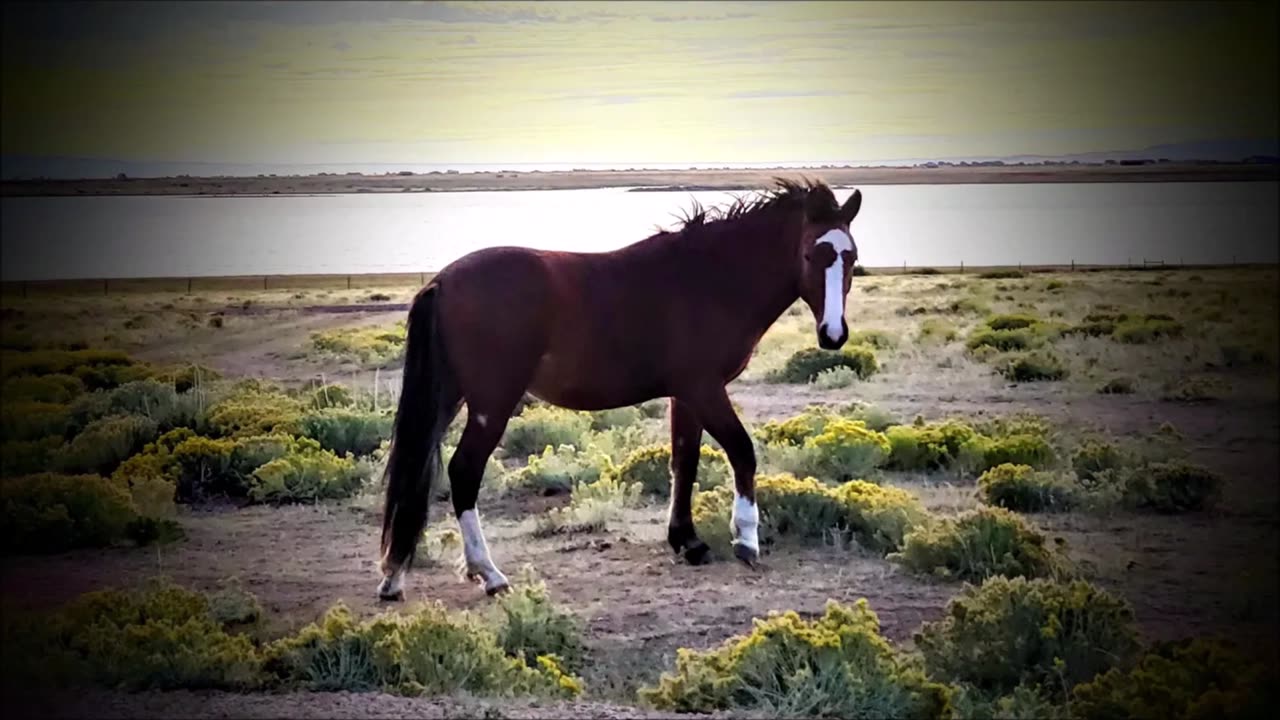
top-left (380, 282), bottom-right (457, 574)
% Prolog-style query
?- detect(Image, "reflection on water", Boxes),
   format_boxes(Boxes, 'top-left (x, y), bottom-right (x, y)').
top-left (2, 182), bottom-right (1276, 280)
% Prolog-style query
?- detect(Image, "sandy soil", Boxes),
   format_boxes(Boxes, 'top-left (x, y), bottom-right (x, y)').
top-left (3, 163), bottom-right (1277, 198)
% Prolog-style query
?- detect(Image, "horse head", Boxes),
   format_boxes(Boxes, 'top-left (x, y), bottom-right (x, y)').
top-left (796, 187), bottom-right (862, 349)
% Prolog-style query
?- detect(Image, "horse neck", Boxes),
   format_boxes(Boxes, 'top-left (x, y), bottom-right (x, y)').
top-left (702, 208), bottom-right (803, 332)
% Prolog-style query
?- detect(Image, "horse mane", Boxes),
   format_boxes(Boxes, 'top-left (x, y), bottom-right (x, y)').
top-left (664, 176), bottom-right (840, 235)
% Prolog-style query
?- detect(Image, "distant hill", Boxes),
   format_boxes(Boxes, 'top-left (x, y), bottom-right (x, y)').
top-left (3, 138), bottom-right (1278, 180)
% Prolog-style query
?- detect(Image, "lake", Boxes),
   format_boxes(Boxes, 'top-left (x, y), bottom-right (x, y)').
top-left (2, 182), bottom-right (1277, 281)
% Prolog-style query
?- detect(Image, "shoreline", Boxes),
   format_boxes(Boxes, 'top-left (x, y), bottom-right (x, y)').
top-left (2, 162), bottom-right (1276, 198)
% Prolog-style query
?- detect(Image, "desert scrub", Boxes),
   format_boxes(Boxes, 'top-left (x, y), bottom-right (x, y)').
top-left (1, 373), bottom-right (85, 403)
top-left (1071, 438), bottom-right (1131, 484)
top-left (1097, 376), bottom-right (1135, 394)
top-left (978, 269), bottom-right (1026, 279)
top-left (977, 464), bottom-right (1078, 513)
top-left (767, 345), bottom-right (879, 383)
top-left (997, 350), bottom-right (1068, 382)
top-left (889, 506), bottom-right (1070, 582)
top-left (638, 598), bottom-right (952, 718)
top-left (914, 576), bottom-right (1140, 699)
top-left (248, 437), bottom-right (368, 504)
top-left (1070, 636), bottom-right (1277, 720)
top-left (500, 444), bottom-right (612, 496)
top-left (205, 389), bottom-right (306, 438)
top-left (0, 400), bottom-right (72, 441)
top-left (812, 366), bottom-right (860, 389)
top-left (765, 418), bottom-right (891, 483)
top-left (959, 431), bottom-right (1057, 474)
top-left (884, 419), bottom-right (981, 472)
top-left (491, 571), bottom-right (586, 673)
top-left (965, 328), bottom-right (1038, 353)
top-left (586, 399), bottom-right (665, 431)
top-left (0, 472), bottom-right (140, 554)
top-left (299, 407), bottom-right (392, 457)
top-left (532, 475), bottom-right (644, 537)
top-left (56, 414), bottom-right (159, 475)
top-left (1161, 375), bottom-right (1229, 403)
top-left (1113, 315), bottom-right (1184, 344)
top-left (69, 379), bottom-right (211, 435)
top-left (984, 313), bottom-right (1040, 331)
top-left (305, 382), bottom-right (354, 410)
top-left (755, 408), bottom-right (837, 447)
top-left (308, 320), bottom-right (407, 368)
top-left (264, 600), bottom-right (582, 698)
top-left (500, 405), bottom-right (593, 459)
top-left (1123, 460), bottom-right (1223, 513)
top-left (0, 579), bottom-right (263, 692)
top-left (916, 318), bottom-right (959, 343)
top-left (613, 443), bottom-right (731, 496)
top-left (0, 348), bottom-right (150, 390)
top-left (0, 435), bottom-right (63, 476)
top-left (692, 474), bottom-right (928, 556)
top-left (848, 328), bottom-right (897, 349)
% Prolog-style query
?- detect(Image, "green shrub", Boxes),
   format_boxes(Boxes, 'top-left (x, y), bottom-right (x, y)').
top-left (1068, 319), bottom-right (1116, 338)
top-left (501, 406), bottom-right (593, 459)
top-left (69, 379), bottom-right (209, 434)
top-left (0, 348), bottom-right (138, 382)
top-left (638, 598), bottom-right (952, 718)
top-left (308, 321), bottom-right (407, 368)
top-left (998, 351), bottom-right (1068, 382)
top-left (264, 601), bottom-right (582, 697)
top-left (1098, 377), bottom-right (1135, 394)
top-left (985, 314), bottom-right (1039, 331)
top-left (1123, 461), bottom-right (1223, 513)
top-left (1114, 316), bottom-right (1184, 344)
top-left (1071, 636), bottom-right (1277, 720)
top-left (838, 401), bottom-right (901, 433)
top-left (207, 579), bottom-right (264, 627)
top-left (248, 437), bottom-right (367, 504)
top-left (963, 432), bottom-right (1057, 473)
top-left (1, 401), bottom-right (72, 442)
top-left (771, 418), bottom-right (891, 483)
top-left (0, 579), bottom-right (263, 691)
top-left (613, 443), bottom-right (731, 496)
top-left (692, 474), bottom-right (928, 556)
top-left (966, 328), bottom-right (1037, 353)
top-left (492, 572), bottom-right (586, 672)
top-left (917, 318), bottom-right (959, 343)
top-left (1, 373), bottom-right (86, 403)
top-left (153, 363), bottom-right (222, 393)
top-left (1161, 375), bottom-right (1229, 403)
top-left (889, 506), bottom-right (1068, 582)
top-left (915, 576), bottom-right (1139, 700)
top-left (977, 464), bottom-right (1078, 513)
top-left (57, 414), bottom-right (160, 475)
top-left (0, 472), bottom-right (139, 553)
top-left (885, 420), bottom-right (980, 472)
top-left (813, 366), bottom-right (859, 389)
top-left (950, 683), bottom-right (1070, 720)
top-left (586, 405), bottom-right (645, 431)
top-left (502, 444), bottom-right (611, 496)
top-left (306, 383), bottom-right (354, 410)
top-left (849, 329), bottom-right (897, 349)
top-left (531, 475), bottom-right (644, 537)
top-left (756, 408), bottom-right (836, 447)
top-left (1071, 438), bottom-right (1131, 484)
top-left (978, 269), bottom-right (1026, 279)
top-left (300, 408), bottom-right (392, 457)
top-left (206, 390), bottom-right (305, 438)
top-left (1, 435), bottom-right (63, 476)
top-left (769, 346), bottom-right (879, 383)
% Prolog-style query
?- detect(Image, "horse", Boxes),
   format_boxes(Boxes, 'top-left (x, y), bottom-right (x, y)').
top-left (377, 177), bottom-right (864, 600)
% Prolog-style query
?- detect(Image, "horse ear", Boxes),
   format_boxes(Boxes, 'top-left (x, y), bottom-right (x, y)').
top-left (804, 186), bottom-right (834, 222)
top-left (840, 189), bottom-right (863, 224)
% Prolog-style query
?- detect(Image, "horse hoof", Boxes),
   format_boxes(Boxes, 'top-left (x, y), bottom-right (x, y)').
top-left (733, 542), bottom-right (759, 568)
top-left (682, 541), bottom-right (713, 566)
top-left (485, 582), bottom-right (511, 597)
top-left (379, 589), bottom-right (404, 602)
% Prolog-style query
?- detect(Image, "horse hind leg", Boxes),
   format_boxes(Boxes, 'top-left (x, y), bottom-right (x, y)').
top-left (448, 409), bottom-right (516, 595)
top-left (667, 397), bottom-right (712, 565)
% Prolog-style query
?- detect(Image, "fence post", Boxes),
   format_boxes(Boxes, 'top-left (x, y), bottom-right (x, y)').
top-left (347, 275), bottom-right (352, 290)
top-left (187, 277), bottom-right (193, 294)
top-left (1071, 259), bottom-right (1075, 272)
top-left (263, 276), bottom-right (268, 291)
top-left (103, 279), bottom-right (109, 295)
top-left (959, 261), bottom-right (964, 274)
top-left (22, 281), bottom-right (28, 299)
top-left (420, 272), bottom-right (425, 286)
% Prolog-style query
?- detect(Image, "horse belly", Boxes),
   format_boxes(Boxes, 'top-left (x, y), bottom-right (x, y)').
top-left (527, 349), bottom-right (661, 411)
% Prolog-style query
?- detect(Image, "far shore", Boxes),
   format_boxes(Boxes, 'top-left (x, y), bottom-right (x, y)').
top-left (2, 162), bottom-right (1277, 198)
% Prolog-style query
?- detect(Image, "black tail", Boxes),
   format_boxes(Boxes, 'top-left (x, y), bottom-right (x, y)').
top-left (380, 283), bottom-right (458, 574)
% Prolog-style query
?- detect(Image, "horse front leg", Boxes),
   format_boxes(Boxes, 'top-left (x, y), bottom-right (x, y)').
top-left (687, 387), bottom-right (759, 566)
top-left (449, 411), bottom-right (514, 595)
top-left (667, 397), bottom-right (712, 565)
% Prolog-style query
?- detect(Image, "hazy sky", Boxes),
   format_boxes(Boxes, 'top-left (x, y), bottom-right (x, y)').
top-left (2, 1), bottom-right (1276, 167)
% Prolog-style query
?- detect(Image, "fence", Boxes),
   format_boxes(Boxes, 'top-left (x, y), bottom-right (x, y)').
top-left (0, 258), bottom-right (1265, 298)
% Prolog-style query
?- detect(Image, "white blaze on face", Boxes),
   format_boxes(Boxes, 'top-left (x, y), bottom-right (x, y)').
top-left (816, 229), bottom-right (853, 342)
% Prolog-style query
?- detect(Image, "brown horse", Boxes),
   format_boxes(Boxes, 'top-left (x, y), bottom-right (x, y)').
top-left (378, 177), bottom-right (863, 600)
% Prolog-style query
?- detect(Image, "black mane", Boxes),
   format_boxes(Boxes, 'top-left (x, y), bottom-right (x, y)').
top-left (668, 177), bottom-right (840, 233)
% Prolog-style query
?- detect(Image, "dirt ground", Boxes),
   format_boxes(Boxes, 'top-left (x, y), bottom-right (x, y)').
top-left (2, 269), bottom-right (1278, 718)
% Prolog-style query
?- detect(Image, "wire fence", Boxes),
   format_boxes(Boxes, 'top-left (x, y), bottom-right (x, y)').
top-left (0, 257), bottom-right (1261, 298)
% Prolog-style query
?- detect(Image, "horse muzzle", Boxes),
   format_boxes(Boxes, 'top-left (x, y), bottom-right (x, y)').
top-left (817, 319), bottom-right (848, 350)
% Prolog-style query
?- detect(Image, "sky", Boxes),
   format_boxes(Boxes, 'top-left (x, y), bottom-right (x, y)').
top-left (1, 0), bottom-right (1277, 169)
